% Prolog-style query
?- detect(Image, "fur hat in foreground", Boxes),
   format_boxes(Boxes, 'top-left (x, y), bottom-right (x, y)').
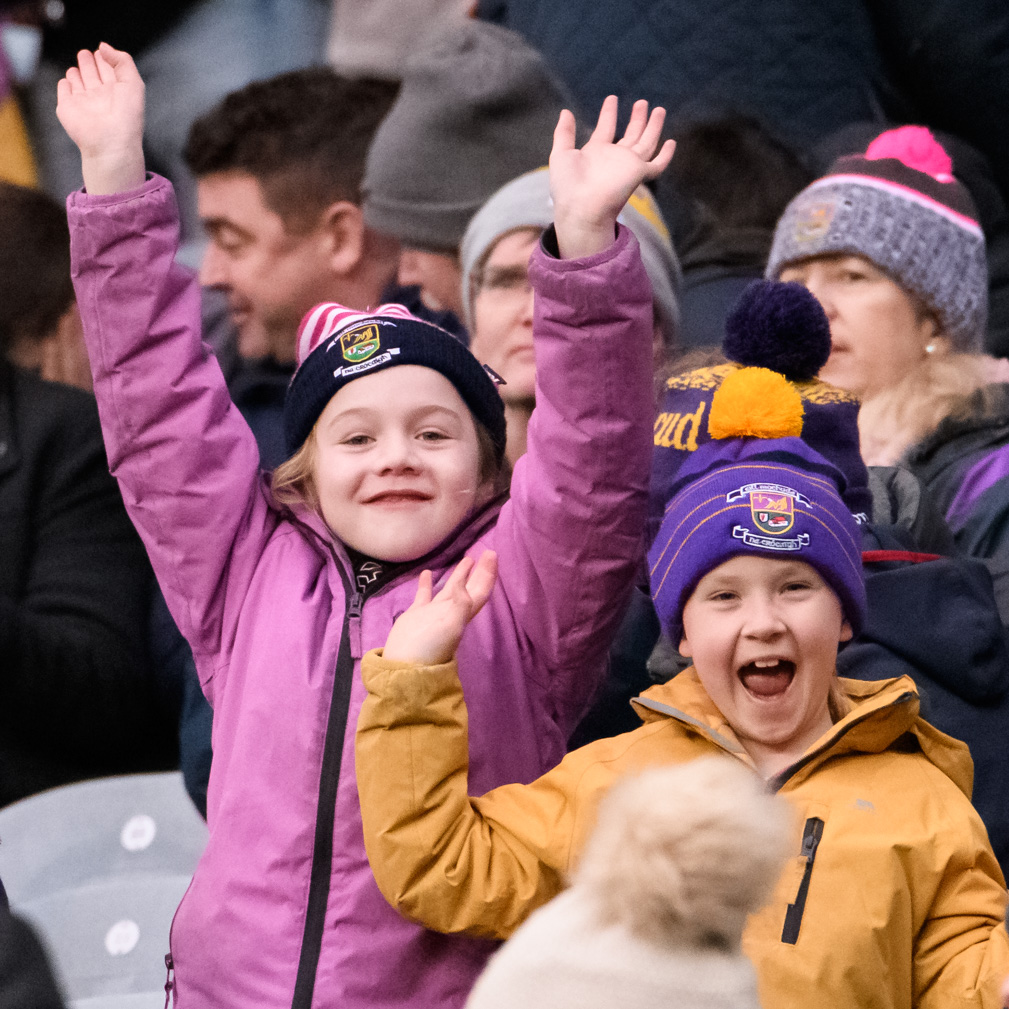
top-left (465, 758), bottom-right (790, 1009)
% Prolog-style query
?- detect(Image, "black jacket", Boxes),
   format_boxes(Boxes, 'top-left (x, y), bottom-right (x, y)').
top-left (0, 363), bottom-right (174, 806)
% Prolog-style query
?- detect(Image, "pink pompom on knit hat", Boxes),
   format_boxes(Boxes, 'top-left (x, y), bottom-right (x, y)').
top-left (283, 302), bottom-right (505, 458)
top-left (766, 125), bottom-right (987, 351)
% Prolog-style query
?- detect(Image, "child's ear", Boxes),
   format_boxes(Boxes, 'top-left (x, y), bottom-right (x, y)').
top-left (839, 619), bottom-right (853, 643)
top-left (678, 633), bottom-right (693, 658)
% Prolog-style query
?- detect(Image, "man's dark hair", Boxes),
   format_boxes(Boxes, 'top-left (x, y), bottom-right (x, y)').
top-left (184, 68), bottom-right (399, 232)
top-left (0, 183), bottom-right (74, 351)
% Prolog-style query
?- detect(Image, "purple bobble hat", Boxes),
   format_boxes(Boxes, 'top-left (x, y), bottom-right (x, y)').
top-left (648, 364), bottom-right (867, 646)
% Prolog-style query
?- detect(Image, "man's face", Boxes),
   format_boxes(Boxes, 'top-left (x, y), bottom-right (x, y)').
top-left (397, 248), bottom-right (464, 317)
top-left (197, 170), bottom-right (340, 363)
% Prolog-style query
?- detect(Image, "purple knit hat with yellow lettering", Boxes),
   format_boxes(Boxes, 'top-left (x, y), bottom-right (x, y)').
top-left (650, 281), bottom-right (871, 540)
top-left (766, 125), bottom-right (987, 350)
top-left (648, 367), bottom-right (866, 645)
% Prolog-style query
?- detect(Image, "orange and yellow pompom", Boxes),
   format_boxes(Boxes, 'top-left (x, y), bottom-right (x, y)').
top-left (708, 366), bottom-right (804, 440)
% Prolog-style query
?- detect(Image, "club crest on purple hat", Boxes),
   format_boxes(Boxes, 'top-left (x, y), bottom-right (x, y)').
top-left (648, 367), bottom-right (867, 646)
top-left (283, 302), bottom-right (506, 459)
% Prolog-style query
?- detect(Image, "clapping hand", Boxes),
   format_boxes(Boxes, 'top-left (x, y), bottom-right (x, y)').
top-left (382, 551), bottom-right (498, 667)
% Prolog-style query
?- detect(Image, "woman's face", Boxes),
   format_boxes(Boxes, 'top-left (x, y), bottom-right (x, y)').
top-left (470, 229), bottom-right (540, 406)
top-left (778, 254), bottom-right (938, 401)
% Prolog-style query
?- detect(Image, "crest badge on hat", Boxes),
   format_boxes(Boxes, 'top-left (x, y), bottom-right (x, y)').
top-left (794, 200), bottom-right (836, 243)
top-left (340, 324), bottom-right (381, 364)
top-left (750, 491), bottom-right (794, 535)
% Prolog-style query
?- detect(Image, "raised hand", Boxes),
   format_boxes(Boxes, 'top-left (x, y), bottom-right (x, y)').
top-left (56, 43), bottom-right (146, 195)
top-left (382, 551), bottom-right (498, 666)
top-left (550, 96), bottom-right (674, 259)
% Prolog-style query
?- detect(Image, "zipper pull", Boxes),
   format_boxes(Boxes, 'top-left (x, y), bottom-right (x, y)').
top-left (164, 953), bottom-right (175, 1008)
top-left (348, 591), bottom-right (364, 659)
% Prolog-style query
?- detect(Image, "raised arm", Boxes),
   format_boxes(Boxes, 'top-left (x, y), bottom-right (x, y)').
top-left (490, 100), bottom-right (670, 724)
top-left (59, 47), bottom-right (269, 695)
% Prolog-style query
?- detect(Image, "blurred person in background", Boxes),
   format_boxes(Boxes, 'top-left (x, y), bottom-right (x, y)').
top-left (0, 180), bottom-right (174, 808)
top-left (362, 19), bottom-right (571, 331)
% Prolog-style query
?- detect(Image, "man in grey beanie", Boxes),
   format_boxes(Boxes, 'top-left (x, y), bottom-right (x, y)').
top-left (362, 20), bottom-right (572, 319)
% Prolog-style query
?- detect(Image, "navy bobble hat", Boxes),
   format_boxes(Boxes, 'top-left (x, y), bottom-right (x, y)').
top-left (284, 302), bottom-right (506, 459)
top-left (649, 367), bottom-right (867, 645)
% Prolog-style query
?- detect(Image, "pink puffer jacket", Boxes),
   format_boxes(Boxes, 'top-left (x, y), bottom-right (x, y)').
top-left (67, 175), bottom-right (654, 1009)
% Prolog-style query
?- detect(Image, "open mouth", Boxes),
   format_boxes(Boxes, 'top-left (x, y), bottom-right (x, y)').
top-left (738, 659), bottom-right (796, 699)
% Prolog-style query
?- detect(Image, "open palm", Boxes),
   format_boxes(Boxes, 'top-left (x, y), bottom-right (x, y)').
top-left (549, 96), bottom-right (674, 257)
top-left (383, 551), bottom-right (498, 667)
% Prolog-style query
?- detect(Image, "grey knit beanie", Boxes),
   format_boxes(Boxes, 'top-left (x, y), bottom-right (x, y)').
top-left (465, 759), bottom-right (790, 1009)
top-left (460, 167), bottom-right (682, 348)
top-left (766, 126), bottom-right (987, 351)
top-left (361, 21), bottom-right (570, 252)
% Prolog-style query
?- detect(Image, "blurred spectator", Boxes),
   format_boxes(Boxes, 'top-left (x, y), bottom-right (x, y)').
top-left (0, 899), bottom-right (65, 1009)
top-left (0, 182), bottom-right (174, 807)
top-left (185, 68), bottom-right (400, 367)
top-left (0, 20), bottom-right (36, 186)
top-left (0, 182), bottom-right (88, 390)
top-left (21, 0), bottom-right (327, 246)
top-left (477, 0), bottom-right (1009, 206)
top-left (655, 115), bottom-right (812, 351)
top-left (326, 0), bottom-right (469, 78)
top-left (362, 20), bottom-right (570, 322)
top-left (460, 166), bottom-right (680, 464)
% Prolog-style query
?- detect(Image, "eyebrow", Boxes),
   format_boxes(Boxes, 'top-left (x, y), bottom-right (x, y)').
top-left (202, 217), bottom-right (254, 242)
top-left (479, 264), bottom-right (528, 285)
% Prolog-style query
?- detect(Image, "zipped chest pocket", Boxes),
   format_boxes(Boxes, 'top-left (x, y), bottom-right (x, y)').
top-left (781, 816), bottom-right (824, 945)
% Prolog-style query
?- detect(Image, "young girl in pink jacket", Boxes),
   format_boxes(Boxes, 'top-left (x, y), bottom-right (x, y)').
top-left (57, 44), bottom-right (670, 1009)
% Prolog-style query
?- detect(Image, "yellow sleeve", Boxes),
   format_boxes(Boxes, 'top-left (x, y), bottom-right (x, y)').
top-left (355, 648), bottom-right (576, 940)
top-left (914, 793), bottom-right (1009, 1009)
top-left (0, 95), bottom-right (37, 187)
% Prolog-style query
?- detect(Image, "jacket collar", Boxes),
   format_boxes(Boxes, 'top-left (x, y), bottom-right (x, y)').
top-left (632, 670), bottom-right (973, 796)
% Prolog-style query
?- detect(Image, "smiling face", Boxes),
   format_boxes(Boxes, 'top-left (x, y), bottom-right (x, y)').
top-left (777, 254), bottom-right (939, 401)
top-left (197, 170), bottom-right (342, 362)
top-left (311, 365), bottom-right (490, 562)
top-left (470, 229), bottom-right (540, 406)
top-left (679, 554), bottom-right (852, 776)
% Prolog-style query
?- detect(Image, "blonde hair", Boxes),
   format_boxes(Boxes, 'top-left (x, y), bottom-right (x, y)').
top-left (269, 416), bottom-right (510, 516)
top-left (858, 352), bottom-right (992, 466)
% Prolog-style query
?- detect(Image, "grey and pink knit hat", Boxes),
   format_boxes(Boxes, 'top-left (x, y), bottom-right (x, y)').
top-left (283, 302), bottom-right (506, 458)
top-left (766, 126), bottom-right (987, 350)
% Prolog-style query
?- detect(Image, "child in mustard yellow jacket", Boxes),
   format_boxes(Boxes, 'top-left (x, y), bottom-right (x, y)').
top-left (356, 357), bottom-right (1009, 1009)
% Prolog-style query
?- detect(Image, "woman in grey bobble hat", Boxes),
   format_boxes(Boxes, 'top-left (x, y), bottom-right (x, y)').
top-left (767, 125), bottom-right (1009, 563)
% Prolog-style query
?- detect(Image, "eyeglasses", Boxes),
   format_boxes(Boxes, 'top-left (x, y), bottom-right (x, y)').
top-left (474, 265), bottom-right (533, 300)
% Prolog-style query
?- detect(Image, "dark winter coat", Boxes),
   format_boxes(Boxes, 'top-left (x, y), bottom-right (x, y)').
top-left (0, 362), bottom-right (174, 806)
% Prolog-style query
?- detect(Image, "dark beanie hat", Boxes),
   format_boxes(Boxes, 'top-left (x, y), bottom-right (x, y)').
top-left (766, 126), bottom-right (987, 351)
top-left (649, 281), bottom-right (872, 540)
top-left (362, 20), bottom-right (571, 251)
top-left (649, 367), bottom-right (866, 645)
top-left (284, 302), bottom-right (506, 459)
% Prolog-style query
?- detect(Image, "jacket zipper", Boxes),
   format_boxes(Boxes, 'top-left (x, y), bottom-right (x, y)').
top-left (781, 816), bottom-right (825, 944)
top-left (290, 569), bottom-right (360, 1009)
top-left (164, 953), bottom-right (175, 1008)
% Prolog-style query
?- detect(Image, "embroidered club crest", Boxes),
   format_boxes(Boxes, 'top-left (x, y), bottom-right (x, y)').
top-left (340, 324), bottom-right (381, 364)
top-left (794, 200), bottom-right (836, 242)
top-left (750, 491), bottom-right (794, 535)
